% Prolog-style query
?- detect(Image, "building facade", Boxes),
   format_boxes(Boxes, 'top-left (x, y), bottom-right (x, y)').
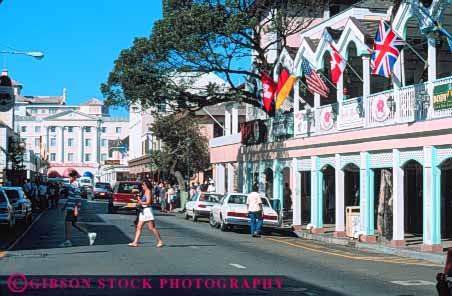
top-left (210, 0), bottom-right (452, 252)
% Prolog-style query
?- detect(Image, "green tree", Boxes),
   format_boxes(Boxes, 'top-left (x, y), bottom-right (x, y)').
top-left (101, 0), bottom-right (325, 112)
top-left (149, 112), bottom-right (209, 190)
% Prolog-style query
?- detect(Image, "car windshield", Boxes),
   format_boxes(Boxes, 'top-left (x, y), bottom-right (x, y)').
top-left (95, 183), bottom-right (111, 190)
top-left (198, 194), bottom-right (219, 203)
top-left (228, 195), bottom-right (247, 204)
top-left (80, 179), bottom-right (91, 184)
top-left (4, 190), bottom-right (19, 202)
top-left (117, 183), bottom-right (142, 194)
top-left (261, 198), bottom-right (270, 207)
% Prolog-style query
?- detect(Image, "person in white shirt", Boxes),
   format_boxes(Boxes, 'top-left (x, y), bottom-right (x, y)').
top-left (247, 184), bottom-right (264, 238)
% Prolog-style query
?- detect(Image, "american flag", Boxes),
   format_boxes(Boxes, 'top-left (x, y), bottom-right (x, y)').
top-left (302, 58), bottom-right (329, 98)
top-left (371, 21), bottom-right (406, 78)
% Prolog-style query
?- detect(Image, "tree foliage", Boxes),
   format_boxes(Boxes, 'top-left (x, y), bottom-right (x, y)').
top-left (148, 112), bottom-right (210, 189)
top-left (101, 0), bottom-right (326, 112)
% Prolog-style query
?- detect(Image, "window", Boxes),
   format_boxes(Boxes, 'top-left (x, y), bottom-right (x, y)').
top-left (21, 126), bottom-right (26, 133)
top-left (85, 139), bottom-right (91, 147)
top-left (34, 138), bottom-right (40, 147)
top-left (116, 182), bottom-right (142, 194)
top-left (34, 126), bottom-right (41, 133)
top-left (50, 138), bottom-right (56, 147)
top-left (115, 127), bottom-right (122, 133)
top-left (85, 153), bottom-right (91, 162)
top-left (31, 108), bottom-right (37, 114)
top-left (50, 153), bottom-right (56, 162)
top-left (68, 138), bottom-right (74, 147)
top-left (101, 127), bottom-right (106, 133)
top-left (101, 139), bottom-right (107, 147)
top-left (40, 109), bottom-right (46, 114)
top-left (68, 153), bottom-right (74, 162)
top-left (49, 108), bottom-right (56, 114)
top-left (68, 127), bottom-right (73, 133)
top-left (85, 127), bottom-right (91, 133)
top-left (50, 127), bottom-right (56, 133)
top-left (101, 153), bottom-right (107, 161)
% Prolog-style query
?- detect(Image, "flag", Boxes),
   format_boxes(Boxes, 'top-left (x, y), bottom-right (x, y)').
top-left (301, 58), bottom-right (329, 98)
top-left (275, 68), bottom-right (297, 110)
top-left (260, 72), bottom-right (276, 115)
top-left (323, 29), bottom-right (346, 84)
top-left (370, 21), bottom-right (406, 78)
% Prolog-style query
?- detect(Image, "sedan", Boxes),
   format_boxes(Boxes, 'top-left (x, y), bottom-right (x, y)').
top-left (210, 193), bottom-right (280, 233)
top-left (185, 193), bottom-right (221, 222)
top-left (0, 189), bottom-right (15, 230)
top-left (2, 187), bottom-right (32, 224)
top-left (93, 182), bottom-right (112, 200)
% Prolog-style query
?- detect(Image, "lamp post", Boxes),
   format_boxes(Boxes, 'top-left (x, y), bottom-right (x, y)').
top-left (0, 51), bottom-right (44, 60)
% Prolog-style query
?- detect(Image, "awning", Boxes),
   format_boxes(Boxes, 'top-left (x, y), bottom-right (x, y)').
top-left (83, 171), bottom-right (94, 178)
top-left (47, 170), bottom-right (61, 178)
top-left (62, 168), bottom-right (79, 178)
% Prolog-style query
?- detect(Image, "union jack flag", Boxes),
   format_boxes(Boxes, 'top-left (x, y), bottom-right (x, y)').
top-left (370, 21), bottom-right (406, 78)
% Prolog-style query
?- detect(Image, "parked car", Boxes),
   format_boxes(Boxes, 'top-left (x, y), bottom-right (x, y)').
top-left (185, 193), bottom-right (222, 222)
top-left (108, 181), bottom-right (142, 213)
top-left (80, 185), bottom-right (93, 199)
top-left (93, 182), bottom-right (112, 200)
top-left (0, 189), bottom-right (15, 229)
top-left (79, 177), bottom-right (93, 187)
top-left (210, 193), bottom-right (280, 232)
top-left (2, 187), bottom-right (32, 224)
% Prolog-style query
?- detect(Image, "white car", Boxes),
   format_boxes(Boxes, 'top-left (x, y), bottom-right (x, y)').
top-left (185, 192), bottom-right (222, 222)
top-left (210, 193), bottom-right (280, 232)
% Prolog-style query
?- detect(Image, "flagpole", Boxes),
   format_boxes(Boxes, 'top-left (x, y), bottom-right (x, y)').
top-left (344, 60), bottom-right (363, 82)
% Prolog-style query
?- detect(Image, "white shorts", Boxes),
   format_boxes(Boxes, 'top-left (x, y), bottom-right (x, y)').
top-left (139, 207), bottom-right (154, 222)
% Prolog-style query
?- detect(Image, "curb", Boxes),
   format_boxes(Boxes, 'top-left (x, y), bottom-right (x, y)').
top-left (294, 231), bottom-right (445, 264)
top-left (6, 210), bottom-right (46, 252)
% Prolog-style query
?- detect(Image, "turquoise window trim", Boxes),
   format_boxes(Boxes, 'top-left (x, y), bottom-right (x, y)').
top-left (318, 171), bottom-right (324, 229)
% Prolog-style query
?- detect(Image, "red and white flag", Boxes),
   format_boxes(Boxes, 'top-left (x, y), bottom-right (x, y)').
top-left (323, 29), bottom-right (346, 84)
top-left (260, 72), bottom-right (276, 115)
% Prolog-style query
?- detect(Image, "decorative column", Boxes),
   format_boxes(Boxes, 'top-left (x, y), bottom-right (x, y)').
top-left (224, 104), bottom-right (232, 136)
top-left (217, 164), bottom-right (225, 194)
top-left (272, 159), bottom-right (281, 212)
top-left (93, 126), bottom-right (99, 163)
top-left (258, 161), bottom-right (266, 194)
top-left (310, 156), bottom-right (324, 233)
top-left (392, 149), bottom-right (405, 246)
top-left (231, 104), bottom-right (239, 134)
top-left (227, 163), bottom-right (234, 193)
top-left (334, 154), bottom-right (346, 237)
top-left (314, 93), bottom-right (321, 133)
top-left (56, 126), bottom-right (63, 163)
top-left (362, 55), bottom-right (370, 98)
top-left (427, 34), bottom-right (437, 117)
top-left (60, 126), bottom-right (65, 163)
top-left (292, 158), bottom-right (302, 229)
top-left (360, 152), bottom-right (376, 242)
top-left (421, 146), bottom-right (442, 251)
top-left (43, 126), bottom-right (49, 156)
top-left (79, 126), bottom-right (84, 163)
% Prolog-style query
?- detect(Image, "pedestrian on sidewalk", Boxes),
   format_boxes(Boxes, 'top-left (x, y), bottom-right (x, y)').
top-left (168, 185), bottom-right (175, 213)
top-left (128, 179), bottom-right (164, 248)
top-left (247, 184), bottom-right (264, 238)
top-left (59, 170), bottom-right (97, 248)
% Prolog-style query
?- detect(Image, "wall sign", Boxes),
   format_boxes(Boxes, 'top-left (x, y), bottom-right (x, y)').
top-left (433, 83), bottom-right (452, 110)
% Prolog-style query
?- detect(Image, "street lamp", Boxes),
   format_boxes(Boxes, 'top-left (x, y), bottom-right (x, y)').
top-left (0, 50), bottom-right (44, 60)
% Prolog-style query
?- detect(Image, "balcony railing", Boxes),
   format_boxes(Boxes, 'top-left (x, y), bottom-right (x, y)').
top-left (265, 112), bottom-right (294, 143)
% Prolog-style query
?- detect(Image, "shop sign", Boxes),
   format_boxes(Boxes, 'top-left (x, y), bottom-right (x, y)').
top-left (105, 160), bottom-right (121, 165)
top-left (433, 83), bottom-right (452, 110)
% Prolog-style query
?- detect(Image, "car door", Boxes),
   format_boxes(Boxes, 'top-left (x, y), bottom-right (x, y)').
top-left (187, 195), bottom-right (196, 215)
top-left (220, 195), bottom-right (230, 221)
top-left (212, 195), bottom-right (225, 222)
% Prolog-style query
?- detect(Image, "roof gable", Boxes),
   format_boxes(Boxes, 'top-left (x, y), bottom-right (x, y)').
top-left (44, 110), bottom-right (100, 121)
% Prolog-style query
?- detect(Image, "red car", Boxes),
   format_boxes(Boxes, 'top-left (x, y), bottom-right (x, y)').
top-left (108, 181), bottom-right (142, 214)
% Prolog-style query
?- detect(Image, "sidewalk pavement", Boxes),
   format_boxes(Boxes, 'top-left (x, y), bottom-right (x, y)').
top-left (294, 230), bottom-right (446, 265)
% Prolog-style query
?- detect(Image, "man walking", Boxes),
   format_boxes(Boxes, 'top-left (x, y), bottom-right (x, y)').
top-left (247, 184), bottom-right (264, 238)
top-left (59, 170), bottom-right (97, 247)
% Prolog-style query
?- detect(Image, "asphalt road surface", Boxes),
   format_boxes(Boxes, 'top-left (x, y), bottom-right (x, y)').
top-left (0, 199), bottom-right (443, 296)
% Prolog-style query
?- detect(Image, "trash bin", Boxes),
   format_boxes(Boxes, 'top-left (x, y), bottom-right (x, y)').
top-left (346, 206), bottom-right (360, 238)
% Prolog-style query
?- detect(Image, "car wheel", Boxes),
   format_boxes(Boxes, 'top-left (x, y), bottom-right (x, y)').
top-left (220, 219), bottom-right (228, 232)
top-left (185, 211), bottom-right (189, 220)
top-left (108, 203), bottom-right (116, 214)
top-left (26, 213), bottom-right (33, 225)
top-left (209, 213), bottom-right (217, 228)
top-left (192, 211), bottom-right (197, 222)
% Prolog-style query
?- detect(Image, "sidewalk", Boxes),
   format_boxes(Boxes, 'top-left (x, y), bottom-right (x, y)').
top-left (294, 229), bottom-right (446, 264)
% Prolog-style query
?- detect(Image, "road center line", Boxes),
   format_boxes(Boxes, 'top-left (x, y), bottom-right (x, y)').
top-left (229, 263), bottom-right (246, 269)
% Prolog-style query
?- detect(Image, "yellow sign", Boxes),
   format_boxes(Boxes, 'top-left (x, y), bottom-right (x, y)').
top-left (104, 160), bottom-right (120, 165)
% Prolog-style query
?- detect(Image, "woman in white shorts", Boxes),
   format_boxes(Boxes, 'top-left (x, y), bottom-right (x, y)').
top-left (128, 179), bottom-right (164, 248)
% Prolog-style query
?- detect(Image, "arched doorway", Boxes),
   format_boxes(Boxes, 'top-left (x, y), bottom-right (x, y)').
top-left (344, 42), bottom-right (363, 99)
top-left (403, 160), bottom-right (423, 237)
top-left (343, 163), bottom-right (360, 215)
top-left (322, 165), bottom-right (336, 225)
top-left (441, 158), bottom-right (452, 240)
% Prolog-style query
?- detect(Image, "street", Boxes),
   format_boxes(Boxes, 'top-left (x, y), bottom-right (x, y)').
top-left (0, 199), bottom-right (443, 296)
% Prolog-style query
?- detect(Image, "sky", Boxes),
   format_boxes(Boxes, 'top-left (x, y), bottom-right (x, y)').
top-left (0, 0), bottom-right (163, 116)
